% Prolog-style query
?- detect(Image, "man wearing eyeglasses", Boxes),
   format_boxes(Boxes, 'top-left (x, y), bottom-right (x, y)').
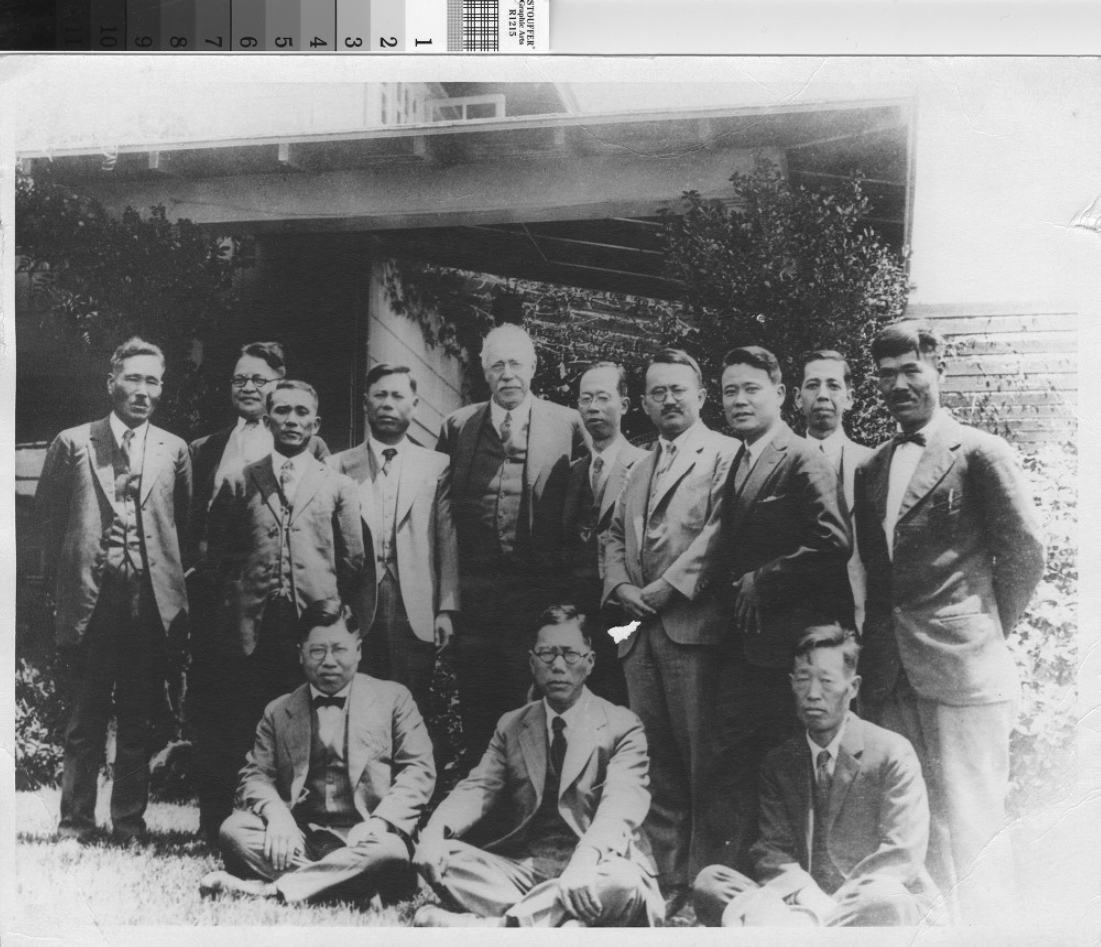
top-left (437, 324), bottom-right (584, 769)
top-left (189, 341), bottom-right (330, 840)
top-left (562, 362), bottom-right (646, 705)
top-left (205, 380), bottom-right (365, 849)
top-left (37, 337), bottom-right (192, 844)
top-left (200, 599), bottom-right (434, 904)
top-left (603, 348), bottom-right (739, 912)
top-left (412, 603), bottom-right (662, 928)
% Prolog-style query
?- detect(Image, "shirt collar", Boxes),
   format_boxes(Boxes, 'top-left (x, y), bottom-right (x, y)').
top-left (592, 434), bottom-right (626, 469)
top-left (744, 420), bottom-right (783, 464)
top-left (543, 688), bottom-right (589, 737)
top-left (235, 414), bottom-right (267, 432)
top-left (659, 417), bottom-right (705, 455)
top-left (368, 434), bottom-right (407, 465)
top-left (272, 450), bottom-right (299, 477)
top-left (109, 412), bottom-right (149, 450)
top-left (490, 393), bottom-right (534, 432)
top-left (309, 681), bottom-right (353, 703)
top-left (897, 407), bottom-right (946, 443)
top-left (805, 711), bottom-right (849, 764)
top-left (812, 426), bottom-right (847, 461)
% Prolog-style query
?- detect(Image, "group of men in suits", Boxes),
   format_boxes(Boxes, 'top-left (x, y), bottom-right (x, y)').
top-left (37, 316), bottom-right (1044, 927)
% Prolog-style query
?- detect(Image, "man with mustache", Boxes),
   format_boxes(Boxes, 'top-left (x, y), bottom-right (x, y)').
top-left (37, 337), bottom-right (191, 844)
top-left (603, 348), bottom-right (739, 913)
top-left (437, 324), bottom-right (584, 769)
top-left (853, 320), bottom-right (1044, 922)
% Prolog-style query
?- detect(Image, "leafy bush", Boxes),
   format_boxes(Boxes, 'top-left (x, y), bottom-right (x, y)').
top-left (16, 658), bottom-right (68, 791)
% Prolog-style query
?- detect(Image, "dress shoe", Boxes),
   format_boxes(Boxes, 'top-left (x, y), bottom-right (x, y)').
top-left (413, 905), bottom-right (506, 928)
top-left (199, 870), bottom-right (279, 900)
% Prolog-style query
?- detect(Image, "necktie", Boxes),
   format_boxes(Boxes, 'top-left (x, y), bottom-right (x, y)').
top-left (313, 694), bottom-right (346, 710)
top-left (815, 748), bottom-right (832, 811)
top-left (810, 747), bottom-right (835, 887)
top-left (893, 430), bottom-right (927, 447)
top-left (117, 429), bottom-right (135, 502)
top-left (591, 454), bottom-right (606, 509)
top-left (279, 458), bottom-right (293, 508)
top-left (551, 716), bottom-right (567, 776)
top-left (732, 444), bottom-right (752, 494)
top-left (381, 447), bottom-right (397, 476)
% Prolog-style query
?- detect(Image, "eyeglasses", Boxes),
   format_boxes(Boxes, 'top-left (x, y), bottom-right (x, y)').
top-left (531, 647), bottom-right (591, 666)
top-left (231, 374), bottom-right (278, 389)
top-left (578, 394), bottom-right (615, 408)
top-left (645, 386), bottom-right (693, 403)
top-left (302, 644), bottom-right (355, 661)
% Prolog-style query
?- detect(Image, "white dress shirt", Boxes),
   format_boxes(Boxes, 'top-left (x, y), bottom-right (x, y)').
top-left (309, 681), bottom-right (353, 755)
top-left (805, 713), bottom-right (849, 782)
top-left (109, 412), bottom-right (149, 463)
top-left (543, 689), bottom-right (589, 744)
top-left (490, 394), bottom-right (534, 440)
top-left (213, 416), bottom-right (273, 498)
top-left (591, 434), bottom-right (627, 495)
top-left (366, 435), bottom-right (406, 570)
top-left (812, 427), bottom-right (847, 472)
top-left (885, 410), bottom-right (946, 559)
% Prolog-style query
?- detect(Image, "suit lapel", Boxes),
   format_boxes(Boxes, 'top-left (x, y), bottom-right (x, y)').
top-left (454, 403), bottom-right (490, 495)
top-left (728, 425), bottom-right (791, 535)
top-left (248, 459), bottom-right (285, 523)
top-left (140, 427), bottom-right (168, 506)
top-left (281, 686), bottom-right (313, 805)
top-left (395, 444), bottom-right (431, 528)
top-left (290, 457), bottom-right (325, 524)
top-left (828, 717), bottom-right (864, 828)
top-left (648, 427), bottom-right (702, 516)
top-left (896, 420), bottom-right (960, 523)
top-left (871, 445), bottom-right (894, 527)
top-left (88, 417), bottom-right (120, 512)
top-left (518, 703), bottom-right (548, 799)
top-left (525, 400), bottom-right (555, 501)
top-left (628, 449), bottom-right (658, 551)
top-left (598, 448), bottom-right (641, 526)
top-left (341, 443), bottom-right (375, 485)
top-left (347, 675), bottom-right (379, 790)
top-left (558, 691), bottom-right (603, 801)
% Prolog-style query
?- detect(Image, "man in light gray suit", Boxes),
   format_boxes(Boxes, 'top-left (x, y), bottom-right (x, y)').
top-left (795, 350), bottom-right (876, 632)
top-left (200, 600), bottom-right (435, 904)
top-left (603, 348), bottom-right (739, 908)
top-left (37, 337), bottom-right (191, 844)
top-left (328, 363), bottom-right (459, 765)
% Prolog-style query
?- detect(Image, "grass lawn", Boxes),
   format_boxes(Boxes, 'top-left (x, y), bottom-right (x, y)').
top-left (14, 787), bottom-right (428, 928)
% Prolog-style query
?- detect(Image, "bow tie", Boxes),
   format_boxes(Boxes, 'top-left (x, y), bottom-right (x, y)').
top-left (893, 431), bottom-right (927, 447)
top-left (313, 694), bottom-right (346, 710)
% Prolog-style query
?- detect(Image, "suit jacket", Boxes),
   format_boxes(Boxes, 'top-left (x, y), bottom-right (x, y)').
top-left (189, 423), bottom-right (328, 560)
top-left (437, 397), bottom-right (585, 570)
top-left (562, 441), bottom-right (649, 585)
top-left (831, 432), bottom-right (875, 633)
top-left (720, 423), bottom-right (853, 668)
top-left (36, 415), bottom-right (192, 647)
top-left (603, 422), bottom-right (740, 650)
top-left (236, 673), bottom-right (435, 838)
top-left (327, 440), bottom-right (460, 642)
top-left (207, 453), bottom-right (365, 656)
top-left (427, 688), bottom-right (660, 897)
top-left (752, 713), bottom-right (937, 901)
top-left (854, 415), bottom-right (1045, 706)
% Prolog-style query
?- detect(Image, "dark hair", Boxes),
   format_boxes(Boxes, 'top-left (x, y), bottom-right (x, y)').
top-left (581, 361), bottom-right (629, 398)
top-left (647, 348), bottom-right (703, 388)
top-left (110, 336), bottom-right (165, 375)
top-left (297, 599), bottom-right (358, 642)
top-left (801, 349), bottom-right (852, 387)
top-left (531, 602), bottom-right (592, 648)
top-left (722, 345), bottom-right (783, 385)
top-left (870, 320), bottom-right (944, 364)
top-left (267, 379), bottom-right (319, 412)
top-left (793, 624), bottom-right (860, 675)
top-left (238, 341), bottom-right (287, 377)
top-left (364, 363), bottom-right (417, 395)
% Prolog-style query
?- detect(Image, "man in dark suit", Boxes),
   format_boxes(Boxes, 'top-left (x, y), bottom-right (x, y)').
top-left (436, 324), bottom-right (584, 767)
top-left (854, 320), bottom-right (1044, 922)
top-left (694, 626), bottom-right (938, 927)
top-left (703, 346), bottom-right (852, 873)
top-left (189, 341), bottom-right (330, 840)
top-left (328, 364), bottom-right (459, 768)
top-left (199, 600), bottom-right (435, 903)
top-left (562, 362), bottom-right (646, 705)
top-left (37, 337), bottom-right (191, 843)
top-left (795, 350), bottom-right (876, 632)
top-left (603, 348), bottom-right (739, 905)
top-left (205, 380), bottom-right (365, 838)
top-left (412, 604), bottom-right (663, 928)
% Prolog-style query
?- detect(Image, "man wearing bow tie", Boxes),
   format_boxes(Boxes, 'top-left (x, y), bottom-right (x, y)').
top-left (853, 320), bottom-right (1044, 922)
top-left (189, 341), bottom-right (330, 840)
top-left (328, 364), bottom-right (459, 769)
top-left (412, 604), bottom-right (662, 927)
top-left (562, 362), bottom-right (646, 705)
top-left (201, 600), bottom-right (435, 903)
top-left (603, 348), bottom-right (739, 908)
top-left (206, 380), bottom-right (365, 844)
top-left (693, 626), bottom-right (937, 927)
top-left (37, 337), bottom-right (192, 844)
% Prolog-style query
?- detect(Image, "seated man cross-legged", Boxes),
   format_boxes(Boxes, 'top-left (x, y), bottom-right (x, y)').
top-left (200, 599), bottom-right (435, 904)
top-left (694, 625), bottom-right (939, 928)
top-left (413, 603), bottom-right (664, 928)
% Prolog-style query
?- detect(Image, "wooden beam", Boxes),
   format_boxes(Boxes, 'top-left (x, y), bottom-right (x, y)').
top-left (468, 225), bottom-right (665, 257)
top-left (277, 142), bottom-right (306, 172)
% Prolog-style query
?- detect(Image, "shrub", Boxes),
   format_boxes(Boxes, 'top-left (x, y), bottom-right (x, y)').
top-left (15, 658), bottom-right (68, 791)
